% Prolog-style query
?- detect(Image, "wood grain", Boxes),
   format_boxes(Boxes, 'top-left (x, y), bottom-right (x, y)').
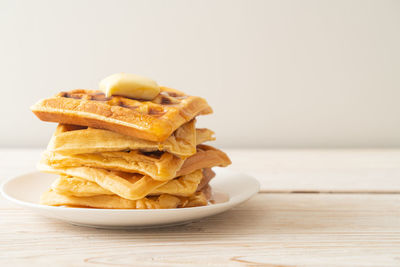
top-left (227, 149), bottom-right (400, 193)
top-left (1, 193), bottom-right (400, 266)
top-left (2, 149), bottom-right (400, 266)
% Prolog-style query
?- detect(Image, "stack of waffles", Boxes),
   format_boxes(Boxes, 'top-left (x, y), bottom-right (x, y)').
top-left (31, 87), bottom-right (231, 209)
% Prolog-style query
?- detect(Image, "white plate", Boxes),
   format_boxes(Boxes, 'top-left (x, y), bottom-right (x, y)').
top-left (1, 169), bottom-right (259, 229)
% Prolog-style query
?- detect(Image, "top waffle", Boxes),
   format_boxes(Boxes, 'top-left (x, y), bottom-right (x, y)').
top-left (31, 87), bottom-right (213, 142)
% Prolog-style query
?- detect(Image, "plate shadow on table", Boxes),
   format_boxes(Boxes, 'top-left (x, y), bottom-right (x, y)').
top-left (33, 195), bottom-right (266, 239)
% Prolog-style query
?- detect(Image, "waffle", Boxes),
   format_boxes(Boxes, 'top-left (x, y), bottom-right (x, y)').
top-left (176, 145), bottom-right (231, 176)
top-left (31, 87), bottom-right (213, 142)
top-left (32, 78), bottom-right (232, 209)
top-left (50, 168), bottom-right (215, 198)
top-left (42, 150), bottom-right (184, 181)
top-left (48, 168), bottom-right (212, 201)
top-left (53, 175), bottom-right (115, 197)
top-left (41, 145), bottom-right (231, 181)
top-left (41, 190), bottom-right (208, 209)
top-left (197, 168), bottom-right (216, 191)
top-left (47, 121), bottom-right (215, 157)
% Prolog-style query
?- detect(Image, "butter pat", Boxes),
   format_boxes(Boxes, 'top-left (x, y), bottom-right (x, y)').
top-left (99, 73), bottom-right (160, 100)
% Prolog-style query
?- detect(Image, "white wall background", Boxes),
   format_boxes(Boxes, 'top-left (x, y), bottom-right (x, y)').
top-left (1, 0), bottom-right (399, 148)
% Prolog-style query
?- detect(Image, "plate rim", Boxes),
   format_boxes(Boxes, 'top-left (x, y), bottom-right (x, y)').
top-left (1, 169), bottom-right (260, 213)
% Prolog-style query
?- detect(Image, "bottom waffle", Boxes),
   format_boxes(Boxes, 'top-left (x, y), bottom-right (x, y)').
top-left (41, 188), bottom-right (209, 209)
top-left (51, 168), bottom-right (215, 198)
top-left (40, 163), bottom-right (215, 200)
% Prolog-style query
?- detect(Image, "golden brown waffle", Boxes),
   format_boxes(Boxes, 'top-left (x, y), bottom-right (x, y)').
top-left (47, 121), bottom-right (215, 157)
top-left (177, 145), bottom-right (231, 176)
top-left (40, 190), bottom-right (208, 209)
top-left (48, 169), bottom-right (205, 200)
top-left (53, 175), bottom-right (115, 197)
top-left (31, 87), bottom-right (213, 142)
top-left (41, 145), bottom-right (231, 181)
top-left (42, 150), bottom-right (185, 181)
top-left (197, 168), bottom-right (216, 191)
top-left (50, 168), bottom-right (215, 198)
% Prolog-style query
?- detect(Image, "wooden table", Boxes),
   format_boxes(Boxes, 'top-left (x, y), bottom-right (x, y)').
top-left (1, 149), bottom-right (400, 266)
